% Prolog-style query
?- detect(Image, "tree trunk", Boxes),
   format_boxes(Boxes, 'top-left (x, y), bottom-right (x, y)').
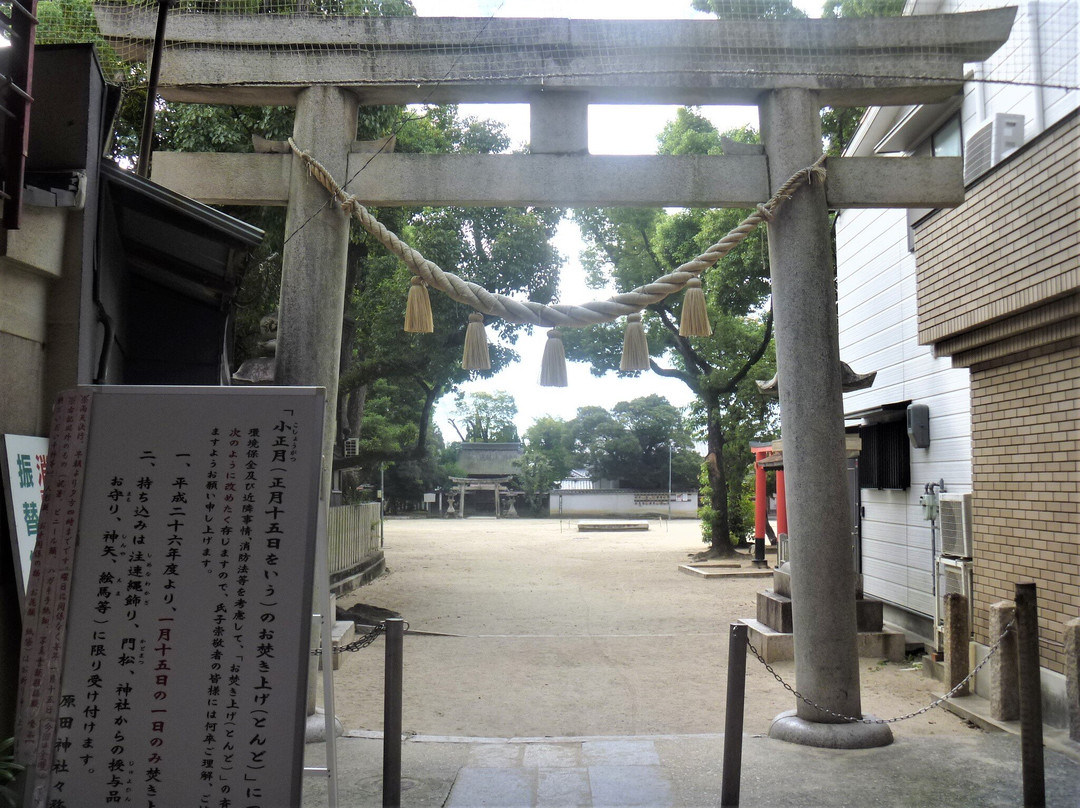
top-left (704, 397), bottom-right (736, 558)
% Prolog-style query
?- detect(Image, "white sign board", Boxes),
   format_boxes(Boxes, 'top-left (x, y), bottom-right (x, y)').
top-left (17, 386), bottom-right (324, 808)
top-left (1, 434), bottom-right (49, 608)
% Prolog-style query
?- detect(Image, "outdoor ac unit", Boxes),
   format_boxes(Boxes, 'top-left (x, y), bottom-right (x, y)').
top-left (939, 492), bottom-right (973, 558)
top-left (964, 113), bottom-right (1024, 183)
top-left (344, 438), bottom-right (360, 458)
top-left (936, 556), bottom-right (974, 632)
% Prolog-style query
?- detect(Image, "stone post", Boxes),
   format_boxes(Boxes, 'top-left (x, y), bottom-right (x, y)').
top-left (761, 89), bottom-right (890, 748)
top-left (990, 600), bottom-right (1019, 721)
top-left (275, 85), bottom-right (358, 722)
top-left (944, 592), bottom-right (970, 697)
top-left (1066, 617), bottom-right (1080, 742)
top-left (276, 85), bottom-right (359, 477)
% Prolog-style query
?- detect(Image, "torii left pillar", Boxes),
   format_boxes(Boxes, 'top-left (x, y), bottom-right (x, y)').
top-left (274, 86), bottom-right (358, 720)
top-left (276, 85), bottom-right (358, 495)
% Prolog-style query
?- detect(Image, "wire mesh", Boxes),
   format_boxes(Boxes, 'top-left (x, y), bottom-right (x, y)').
top-left (27, 0), bottom-right (1078, 98)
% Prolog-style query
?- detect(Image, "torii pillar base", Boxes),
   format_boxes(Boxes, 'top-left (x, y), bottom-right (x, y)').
top-left (769, 710), bottom-right (893, 749)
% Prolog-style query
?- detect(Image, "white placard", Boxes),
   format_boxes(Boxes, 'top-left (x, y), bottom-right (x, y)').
top-left (17, 386), bottom-right (325, 808)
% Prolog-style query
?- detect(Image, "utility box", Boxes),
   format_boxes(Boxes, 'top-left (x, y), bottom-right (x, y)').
top-left (907, 403), bottom-right (930, 448)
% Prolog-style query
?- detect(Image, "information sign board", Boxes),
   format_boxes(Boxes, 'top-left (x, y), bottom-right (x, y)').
top-left (16, 386), bottom-right (324, 808)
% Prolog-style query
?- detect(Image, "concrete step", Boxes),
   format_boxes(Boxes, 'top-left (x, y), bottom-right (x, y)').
top-left (755, 591), bottom-right (886, 633)
top-left (318, 620), bottom-right (357, 671)
top-left (739, 617), bottom-right (907, 663)
top-left (577, 520), bottom-right (650, 531)
top-left (678, 564), bottom-right (774, 579)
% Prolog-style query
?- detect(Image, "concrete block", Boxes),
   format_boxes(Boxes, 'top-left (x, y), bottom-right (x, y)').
top-left (757, 590), bottom-right (793, 634)
top-left (773, 563), bottom-right (792, 597)
top-left (944, 592), bottom-right (971, 696)
top-left (855, 597), bottom-right (884, 633)
top-left (577, 520), bottom-right (649, 532)
top-left (530, 92), bottom-right (588, 155)
top-left (989, 600), bottom-right (1019, 722)
top-left (1066, 617), bottom-right (1080, 742)
top-left (318, 620), bottom-right (356, 671)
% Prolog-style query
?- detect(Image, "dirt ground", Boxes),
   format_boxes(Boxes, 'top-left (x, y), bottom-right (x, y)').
top-left (328, 517), bottom-right (978, 740)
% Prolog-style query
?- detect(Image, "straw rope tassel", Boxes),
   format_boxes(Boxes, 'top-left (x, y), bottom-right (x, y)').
top-left (462, 312), bottom-right (491, 371)
top-left (539, 329), bottom-right (568, 387)
top-left (679, 277), bottom-right (712, 337)
top-left (405, 276), bottom-right (434, 333)
top-left (620, 313), bottom-right (650, 371)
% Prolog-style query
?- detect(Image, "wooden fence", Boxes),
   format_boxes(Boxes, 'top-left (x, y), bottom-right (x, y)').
top-left (327, 502), bottom-right (382, 584)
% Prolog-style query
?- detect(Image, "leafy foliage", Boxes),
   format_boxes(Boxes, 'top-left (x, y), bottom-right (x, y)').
top-left (567, 109), bottom-right (778, 553)
top-left (449, 391), bottom-right (520, 443)
top-left (519, 396), bottom-right (700, 511)
top-left (691, 0), bottom-right (806, 19)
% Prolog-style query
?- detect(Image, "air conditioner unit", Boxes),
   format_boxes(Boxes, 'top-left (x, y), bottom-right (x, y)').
top-left (964, 113), bottom-right (1024, 183)
top-left (936, 556), bottom-right (974, 642)
top-left (344, 438), bottom-right (360, 458)
top-left (939, 492), bottom-right (973, 558)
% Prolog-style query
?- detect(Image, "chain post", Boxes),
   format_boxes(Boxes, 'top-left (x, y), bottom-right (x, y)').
top-left (722, 623), bottom-right (748, 807)
top-left (744, 618), bottom-right (1015, 725)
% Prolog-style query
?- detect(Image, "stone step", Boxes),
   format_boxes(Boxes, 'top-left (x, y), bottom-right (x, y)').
top-left (756, 590), bottom-right (886, 633)
top-left (318, 620), bottom-right (357, 671)
top-left (577, 520), bottom-right (650, 532)
top-left (738, 617), bottom-right (907, 664)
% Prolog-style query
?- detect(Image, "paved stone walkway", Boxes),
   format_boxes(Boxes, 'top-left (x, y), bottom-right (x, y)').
top-left (446, 738), bottom-right (672, 807)
top-left (303, 729), bottom-right (1080, 807)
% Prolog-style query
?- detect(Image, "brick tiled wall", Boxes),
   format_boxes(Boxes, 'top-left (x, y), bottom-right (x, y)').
top-left (915, 112), bottom-right (1079, 346)
top-left (915, 112), bottom-right (1080, 675)
top-left (969, 338), bottom-right (1079, 674)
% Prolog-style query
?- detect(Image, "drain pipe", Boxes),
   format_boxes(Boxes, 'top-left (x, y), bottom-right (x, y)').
top-left (137, 0), bottom-right (172, 178)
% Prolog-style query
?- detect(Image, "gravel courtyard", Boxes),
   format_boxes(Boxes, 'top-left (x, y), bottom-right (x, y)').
top-left (329, 517), bottom-right (976, 740)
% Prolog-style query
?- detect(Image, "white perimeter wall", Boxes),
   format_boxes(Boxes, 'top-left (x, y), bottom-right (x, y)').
top-left (551, 490), bottom-right (699, 518)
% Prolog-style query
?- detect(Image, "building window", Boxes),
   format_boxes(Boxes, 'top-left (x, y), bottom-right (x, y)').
top-left (931, 114), bottom-right (962, 157)
top-left (858, 420), bottom-right (910, 490)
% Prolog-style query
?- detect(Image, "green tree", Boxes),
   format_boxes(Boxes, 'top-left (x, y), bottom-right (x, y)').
top-left (691, 0), bottom-right (806, 18)
top-left (567, 110), bottom-right (777, 555)
top-left (819, 0), bottom-right (905, 155)
top-left (449, 390), bottom-right (520, 443)
top-left (610, 395), bottom-right (699, 490)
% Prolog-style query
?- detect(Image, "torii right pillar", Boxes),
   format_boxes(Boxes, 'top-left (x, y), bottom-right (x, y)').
top-left (763, 89), bottom-right (892, 748)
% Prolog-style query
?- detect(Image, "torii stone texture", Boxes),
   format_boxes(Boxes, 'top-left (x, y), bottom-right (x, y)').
top-left (761, 88), bottom-right (889, 749)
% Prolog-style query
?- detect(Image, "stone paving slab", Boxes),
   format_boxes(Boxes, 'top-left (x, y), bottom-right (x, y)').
top-left (303, 730), bottom-right (1080, 807)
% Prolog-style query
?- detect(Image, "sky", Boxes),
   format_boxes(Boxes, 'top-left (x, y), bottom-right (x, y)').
top-left (412, 0), bottom-right (818, 440)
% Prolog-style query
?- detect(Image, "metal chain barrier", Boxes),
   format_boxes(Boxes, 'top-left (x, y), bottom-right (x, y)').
top-left (745, 619), bottom-right (1015, 725)
top-left (310, 621), bottom-right (409, 656)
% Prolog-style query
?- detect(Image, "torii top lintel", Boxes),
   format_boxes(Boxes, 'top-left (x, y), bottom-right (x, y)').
top-left (97, 7), bottom-right (1015, 108)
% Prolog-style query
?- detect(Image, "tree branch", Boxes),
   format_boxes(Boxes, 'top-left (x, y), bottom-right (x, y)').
top-left (716, 305), bottom-right (774, 396)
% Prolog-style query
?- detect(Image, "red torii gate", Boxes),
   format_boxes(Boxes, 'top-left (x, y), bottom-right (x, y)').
top-left (750, 442), bottom-right (787, 565)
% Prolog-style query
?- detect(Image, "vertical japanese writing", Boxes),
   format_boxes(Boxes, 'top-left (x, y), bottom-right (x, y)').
top-left (21, 390), bottom-right (322, 808)
top-left (16, 390), bottom-right (92, 808)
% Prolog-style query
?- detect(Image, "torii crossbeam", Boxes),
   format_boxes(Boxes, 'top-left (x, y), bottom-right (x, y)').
top-left (98, 7), bottom-right (1014, 748)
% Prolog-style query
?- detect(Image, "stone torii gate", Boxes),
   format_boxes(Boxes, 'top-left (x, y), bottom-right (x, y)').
top-left (100, 7), bottom-right (1013, 748)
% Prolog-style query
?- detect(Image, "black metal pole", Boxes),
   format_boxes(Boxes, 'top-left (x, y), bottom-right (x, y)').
top-left (382, 618), bottom-right (404, 808)
top-left (1015, 583), bottom-right (1045, 807)
top-left (721, 622), bottom-right (748, 807)
top-left (137, 0), bottom-right (171, 177)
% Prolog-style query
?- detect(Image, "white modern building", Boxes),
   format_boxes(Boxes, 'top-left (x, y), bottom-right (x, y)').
top-left (836, 0), bottom-right (1078, 650)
